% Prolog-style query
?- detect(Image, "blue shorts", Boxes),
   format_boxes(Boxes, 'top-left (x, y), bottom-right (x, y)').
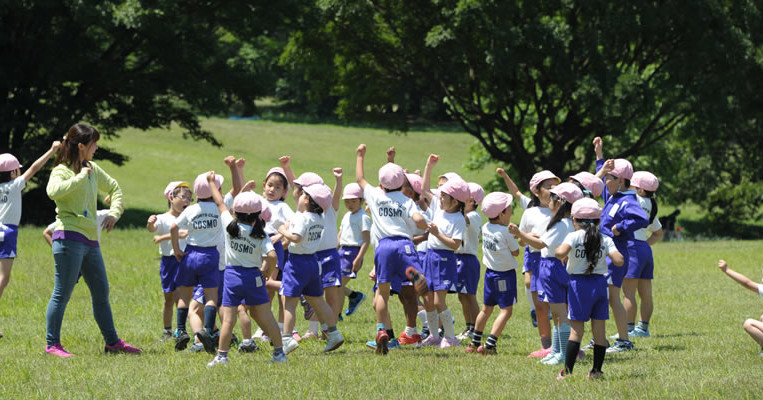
top-left (625, 241), bottom-right (654, 280)
top-left (606, 240), bottom-right (629, 288)
top-left (374, 236), bottom-right (421, 291)
top-left (567, 274), bottom-right (609, 322)
top-left (222, 266), bottom-right (270, 307)
top-left (456, 253), bottom-right (480, 295)
top-left (339, 246), bottom-right (361, 279)
top-left (317, 248), bottom-right (342, 288)
top-left (423, 248), bottom-right (457, 292)
top-left (524, 248), bottom-right (541, 292)
top-left (176, 245), bottom-right (220, 288)
top-left (272, 236), bottom-right (287, 271)
top-left (280, 253), bottom-right (323, 298)
top-left (159, 255), bottom-right (180, 293)
top-left (0, 224), bottom-right (18, 259)
top-left (483, 269), bottom-right (517, 308)
top-left (192, 285), bottom-right (205, 303)
top-left (537, 257), bottom-right (569, 304)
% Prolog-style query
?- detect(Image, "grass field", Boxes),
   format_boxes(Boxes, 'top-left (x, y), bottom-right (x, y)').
top-left (3, 118), bottom-right (763, 398)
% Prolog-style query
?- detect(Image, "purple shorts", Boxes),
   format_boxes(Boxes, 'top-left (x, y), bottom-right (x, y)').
top-left (280, 253), bottom-right (323, 298)
top-left (567, 274), bottom-right (609, 322)
top-left (192, 284), bottom-right (205, 302)
top-left (176, 245), bottom-right (220, 289)
top-left (537, 257), bottom-right (569, 304)
top-left (625, 241), bottom-right (654, 280)
top-left (374, 236), bottom-right (421, 290)
top-left (317, 248), bottom-right (342, 288)
top-left (606, 240), bottom-right (629, 288)
top-left (483, 269), bottom-right (517, 308)
top-left (0, 224), bottom-right (18, 259)
top-left (456, 253), bottom-right (480, 295)
top-left (222, 266), bottom-right (270, 307)
top-left (270, 235), bottom-right (287, 271)
top-left (523, 247), bottom-right (542, 291)
top-left (159, 255), bottom-right (180, 293)
top-left (339, 246), bottom-right (361, 279)
top-left (423, 248), bottom-right (457, 292)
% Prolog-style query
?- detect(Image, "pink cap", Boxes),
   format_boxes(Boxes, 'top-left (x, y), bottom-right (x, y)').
top-left (438, 172), bottom-right (462, 182)
top-left (467, 182), bottom-right (485, 204)
top-left (550, 182), bottom-right (584, 204)
top-left (293, 172), bottom-right (324, 187)
top-left (631, 171), bottom-right (659, 192)
top-left (571, 198), bottom-right (602, 219)
top-left (570, 171), bottom-right (604, 198)
top-left (440, 178), bottom-right (471, 204)
top-left (405, 173), bottom-right (423, 195)
top-left (611, 159), bottom-right (634, 180)
top-left (193, 172), bottom-right (224, 199)
top-left (232, 192), bottom-right (272, 221)
top-left (481, 192), bottom-right (513, 219)
top-left (0, 154), bottom-right (22, 172)
top-left (163, 181), bottom-right (191, 200)
top-left (529, 170), bottom-right (561, 192)
top-left (342, 183), bottom-right (363, 199)
top-left (303, 184), bottom-right (333, 212)
top-left (378, 163), bottom-right (405, 190)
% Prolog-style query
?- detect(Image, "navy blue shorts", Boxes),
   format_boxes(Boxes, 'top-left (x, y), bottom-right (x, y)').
top-left (339, 246), bottom-right (361, 279)
top-left (625, 241), bottom-right (653, 280)
top-left (537, 257), bottom-right (569, 304)
top-left (0, 224), bottom-right (18, 259)
top-left (280, 253), bottom-right (323, 298)
top-left (423, 248), bottom-right (457, 292)
top-left (456, 253), bottom-right (480, 295)
top-left (374, 236), bottom-right (421, 290)
top-left (567, 274), bottom-right (609, 322)
top-left (176, 245), bottom-right (220, 289)
top-left (483, 269), bottom-right (517, 308)
top-left (317, 248), bottom-right (342, 288)
top-left (160, 255), bottom-right (180, 293)
top-left (523, 247), bottom-right (541, 292)
top-left (222, 266), bottom-right (270, 307)
top-left (606, 240), bottom-right (629, 288)
top-left (269, 234), bottom-right (287, 271)
top-left (192, 284), bottom-right (205, 302)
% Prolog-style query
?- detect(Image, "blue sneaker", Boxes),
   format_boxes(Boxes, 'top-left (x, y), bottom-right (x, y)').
top-left (345, 292), bottom-right (367, 316)
top-left (530, 309), bottom-right (538, 327)
top-left (631, 326), bottom-right (650, 337)
top-left (366, 338), bottom-right (400, 351)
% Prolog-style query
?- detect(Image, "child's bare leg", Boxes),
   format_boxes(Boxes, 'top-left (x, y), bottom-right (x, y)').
top-left (637, 279), bottom-right (653, 324)
top-left (0, 259), bottom-right (14, 301)
top-left (743, 319), bottom-right (763, 348)
top-left (249, 304), bottom-right (283, 348)
top-left (608, 285), bottom-right (629, 341)
top-left (162, 291), bottom-right (174, 330)
top-left (282, 295), bottom-right (299, 334)
top-left (305, 295), bottom-right (337, 326)
top-left (489, 306), bottom-right (513, 337)
top-left (218, 306), bottom-right (237, 352)
top-left (622, 278), bottom-right (638, 324)
top-left (238, 304), bottom-right (252, 339)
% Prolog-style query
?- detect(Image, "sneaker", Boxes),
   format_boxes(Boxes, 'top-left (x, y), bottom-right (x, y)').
top-left (582, 338), bottom-right (596, 351)
top-left (301, 297), bottom-right (314, 320)
top-left (104, 339), bottom-right (142, 354)
top-left (238, 339), bottom-right (260, 353)
top-left (631, 326), bottom-right (650, 337)
top-left (196, 331), bottom-right (216, 354)
top-left (456, 328), bottom-right (472, 341)
top-left (540, 351), bottom-right (559, 363)
top-left (207, 354), bottom-right (228, 367)
top-left (398, 332), bottom-right (422, 345)
top-left (45, 343), bottom-right (74, 358)
top-left (259, 334), bottom-right (270, 344)
top-left (375, 330), bottom-right (390, 355)
top-left (269, 352), bottom-right (287, 363)
top-left (230, 333), bottom-right (240, 348)
top-left (292, 331), bottom-right (302, 342)
top-left (419, 334), bottom-right (441, 348)
top-left (161, 329), bottom-right (173, 342)
top-left (541, 353), bottom-right (564, 365)
top-left (439, 337), bottom-right (460, 349)
top-left (420, 327), bottom-right (430, 340)
top-left (478, 345), bottom-right (497, 355)
top-left (283, 336), bottom-right (299, 355)
top-left (175, 331), bottom-right (191, 351)
top-left (438, 328), bottom-right (445, 338)
top-left (557, 369), bottom-right (568, 381)
top-left (531, 309), bottom-right (538, 327)
top-left (466, 343), bottom-right (478, 353)
top-left (586, 371), bottom-right (604, 380)
top-left (253, 327), bottom-right (264, 340)
top-left (606, 339), bottom-right (634, 353)
top-left (345, 292), bottom-right (367, 316)
top-left (577, 350), bottom-right (585, 360)
top-left (324, 330), bottom-right (344, 352)
top-left (366, 339), bottom-right (400, 351)
top-left (527, 347), bottom-right (552, 358)
top-left (189, 340), bottom-right (205, 353)
top-left (302, 331), bottom-right (319, 341)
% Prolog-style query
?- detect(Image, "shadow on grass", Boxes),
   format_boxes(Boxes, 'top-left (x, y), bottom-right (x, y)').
top-left (654, 332), bottom-right (702, 339)
top-left (117, 208), bottom-right (159, 229)
top-left (652, 344), bottom-right (686, 352)
top-left (677, 219), bottom-right (763, 240)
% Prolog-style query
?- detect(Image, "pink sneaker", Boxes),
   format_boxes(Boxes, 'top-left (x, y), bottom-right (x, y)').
top-left (419, 335), bottom-right (441, 347)
top-left (302, 331), bottom-right (319, 340)
top-left (527, 347), bottom-right (552, 358)
top-left (105, 339), bottom-right (142, 354)
top-left (46, 343), bottom-right (74, 358)
top-left (291, 331), bottom-right (302, 343)
top-left (439, 337), bottom-right (460, 349)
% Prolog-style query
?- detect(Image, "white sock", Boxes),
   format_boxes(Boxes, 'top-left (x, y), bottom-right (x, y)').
top-left (426, 311), bottom-right (439, 337)
top-left (440, 309), bottom-right (455, 339)
top-left (418, 310), bottom-right (428, 328)
top-left (405, 326), bottom-right (417, 336)
top-left (278, 322), bottom-right (284, 333)
top-left (321, 322), bottom-right (328, 332)
top-left (309, 320), bottom-right (320, 335)
top-left (526, 288), bottom-right (535, 312)
top-left (253, 327), bottom-right (264, 339)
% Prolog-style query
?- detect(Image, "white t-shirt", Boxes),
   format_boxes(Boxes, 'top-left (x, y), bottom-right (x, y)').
top-left (481, 223), bottom-right (520, 271)
top-left (265, 200), bottom-right (295, 235)
top-left (155, 212), bottom-right (186, 256)
top-left (634, 195), bottom-right (663, 241)
top-left (563, 230), bottom-right (618, 275)
top-left (427, 211), bottom-right (466, 251)
top-left (220, 211), bottom-right (275, 269)
top-left (287, 212), bottom-right (324, 255)
top-left (0, 177), bottom-right (25, 225)
top-left (540, 219), bottom-right (574, 258)
top-left (414, 204), bottom-right (431, 253)
top-left (757, 284), bottom-right (763, 297)
top-left (519, 194), bottom-right (531, 210)
top-left (363, 186), bottom-right (418, 239)
top-left (456, 211), bottom-right (482, 256)
top-left (318, 206), bottom-right (339, 251)
top-left (519, 206), bottom-right (554, 253)
top-left (175, 202), bottom-right (222, 247)
top-left (370, 221), bottom-right (380, 249)
top-left (339, 209), bottom-right (371, 247)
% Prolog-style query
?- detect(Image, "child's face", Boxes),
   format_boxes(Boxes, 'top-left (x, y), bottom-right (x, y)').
top-left (548, 194), bottom-right (563, 214)
top-left (499, 206), bottom-right (512, 225)
top-left (344, 198), bottom-right (361, 212)
top-left (297, 193), bottom-right (309, 212)
top-left (264, 175), bottom-right (286, 202)
top-left (534, 179), bottom-right (557, 207)
top-left (9, 168), bottom-right (19, 179)
top-left (293, 184), bottom-right (304, 201)
top-left (465, 198), bottom-right (476, 213)
top-left (440, 192), bottom-right (459, 213)
top-left (401, 180), bottom-right (415, 199)
top-left (170, 188), bottom-right (192, 213)
top-left (605, 174), bottom-right (624, 194)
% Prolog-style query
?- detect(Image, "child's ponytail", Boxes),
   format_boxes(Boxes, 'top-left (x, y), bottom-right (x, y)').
top-left (227, 212), bottom-right (267, 240)
top-left (578, 219), bottom-right (602, 275)
top-left (644, 190), bottom-right (658, 224)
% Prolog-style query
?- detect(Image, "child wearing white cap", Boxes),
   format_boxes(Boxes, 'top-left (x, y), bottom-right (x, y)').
top-left (466, 192), bottom-right (520, 355)
top-left (0, 141), bottom-right (60, 337)
top-left (338, 182), bottom-right (371, 317)
top-left (555, 198), bottom-right (624, 380)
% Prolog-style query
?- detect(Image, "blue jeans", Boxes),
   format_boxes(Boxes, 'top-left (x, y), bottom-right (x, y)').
top-left (45, 239), bottom-right (118, 346)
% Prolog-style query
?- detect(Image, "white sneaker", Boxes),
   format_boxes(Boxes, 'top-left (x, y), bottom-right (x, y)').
top-left (540, 353), bottom-right (563, 365)
top-left (324, 330), bottom-right (345, 352)
top-left (253, 328), bottom-right (264, 340)
top-left (207, 355), bottom-right (228, 367)
top-left (283, 336), bottom-right (299, 355)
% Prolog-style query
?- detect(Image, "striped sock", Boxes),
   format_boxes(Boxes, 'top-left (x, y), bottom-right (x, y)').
top-left (551, 326), bottom-right (560, 355)
top-left (559, 323), bottom-right (571, 358)
top-left (485, 334), bottom-right (498, 349)
top-left (638, 320), bottom-right (649, 330)
top-left (471, 330), bottom-right (483, 347)
top-left (627, 322), bottom-right (635, 331)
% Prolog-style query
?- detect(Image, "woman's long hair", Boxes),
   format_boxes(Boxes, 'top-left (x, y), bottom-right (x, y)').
top-left (54, 123), bottom-right (100, 172)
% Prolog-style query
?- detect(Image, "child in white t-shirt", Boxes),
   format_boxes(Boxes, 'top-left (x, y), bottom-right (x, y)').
top-left (338, 183), bottom-right (371, 317)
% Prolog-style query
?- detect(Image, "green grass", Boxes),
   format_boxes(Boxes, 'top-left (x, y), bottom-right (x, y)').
top-left (1, 228), bottom-right (762, 398)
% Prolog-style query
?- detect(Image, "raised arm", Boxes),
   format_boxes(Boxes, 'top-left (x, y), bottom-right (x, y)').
top-left (147, 214), bottom-right (158, 232)
top-left (497, 168), bottom-right (524, 202)
top-left (22, 141), bottom-right (61, 182)
top-left (718, 260), bottom-right (759, 293)
top-left (421, 154), bottom-right (439, 202)
top-left (355, 144), bottom-right (369, 190)
top-left (386, 146), bottom-right (396, 163)
top-left (224, 156), bottom-right (244, 197)
top-left (207, 171), bottom-right (227, 214)
top-left (332, 168), bottom-right (342, 211)
top-left (279, 156), bottom-right (296, 188)
top-left (593, 136), bottom-right (604, 161)
top-left (46, 166), bottom-right (89, 200)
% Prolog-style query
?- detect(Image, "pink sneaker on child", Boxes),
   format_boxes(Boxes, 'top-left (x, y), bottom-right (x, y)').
top-left (104, 339), bottom-right (142, 354)
top-left (291, 331), bottom-right (302, 343)
top-left (419, 335), bottom-right (441, 348)
top-left (46, 343), bottom-right (74, 358)
top-left (527, 347), bottom-right (552, 358)
top-left (439, 337), bottom-right (460, 349)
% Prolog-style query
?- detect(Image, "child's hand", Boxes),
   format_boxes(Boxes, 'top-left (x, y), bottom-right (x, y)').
top-left (206, 171), bottom-right (216, 182)
top-left (368, 269), bottom-right (376, 281)
top-left (593, 136), bottom-right (603, 153)
top-left (496, 167), bottom-right (508, 177)
top-left (601, 159), bottom-right (615, 174)
top-left (241, 180), bottom-right (257, 192)
top-left (104, 195), bottom-right (111, 205)
top-left (413, 169), bottom-right (421, 176)
top-left (179, 230), bottom-right (189, 239)
top-left (352, 258), bottom-right (363, 273)
top-left (235, 158), bottom-right (246, 169)
top-left (174, 250), bottom-right (185, 262)
top-left (427, 154), bottom-right (439, 166)
top-left (223, 156), bottom-right (235, 167)
top-left (82, 166), bottom-right (92, 176)
top-left (507, 223), bottom-right (519, 236)
top-left (718, 259), bottom-right (728, 272)
top-left (51, 141), bottom-right (62, 152)
top-left (611, 225), bottom-right (620, 236)
top-left (153, 235), bottom-right (161, 245)
top-left (279, 156), bottom-right (291, 167)
top-left (147, 214), bottom-right (157, 226)
top-left (427, 222), bottom-right (439, 236)
top-left (386, 147), bottom-right (396, 162)
top-left (333, 167), bottom-right (343, 179)
top-left (356, 144), bottom-right (366, 157)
